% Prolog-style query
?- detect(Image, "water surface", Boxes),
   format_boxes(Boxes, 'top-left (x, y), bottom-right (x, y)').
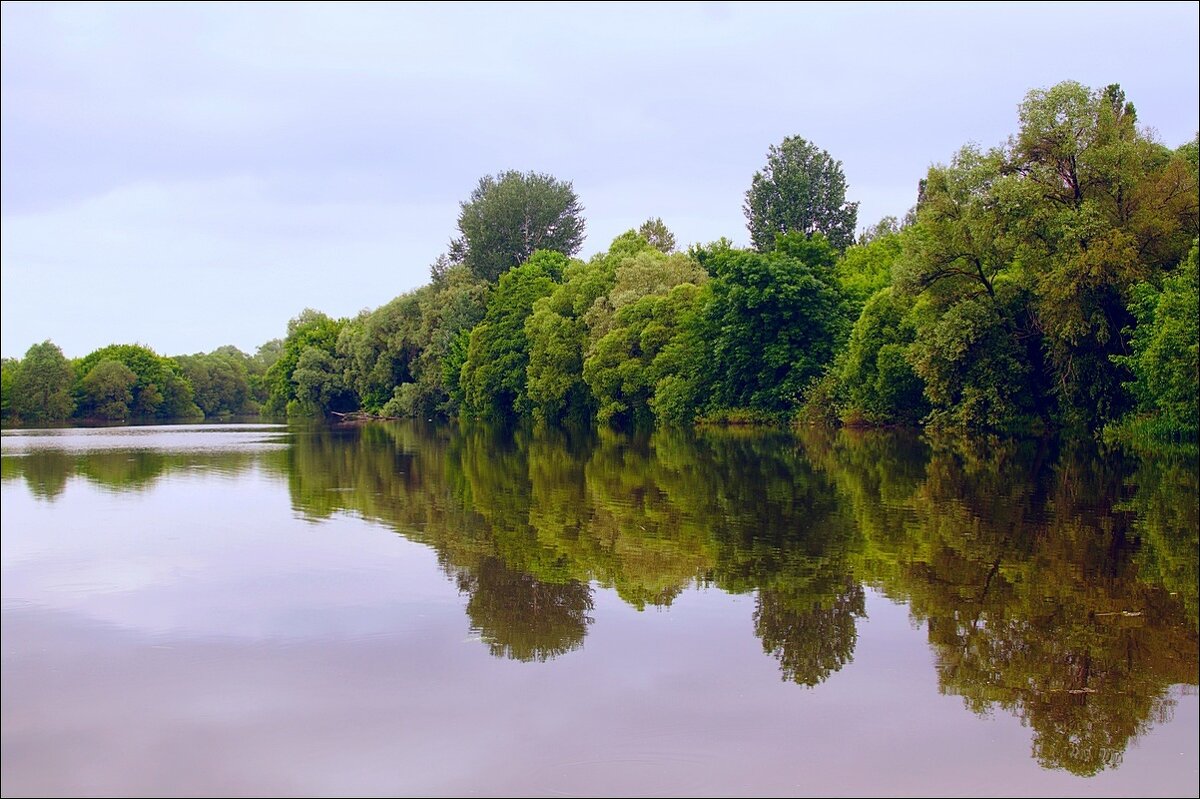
top-left (2, 423), bottom-right (1197, 796)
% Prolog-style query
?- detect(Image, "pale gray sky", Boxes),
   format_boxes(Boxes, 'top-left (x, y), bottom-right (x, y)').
top-left (3, 2), bottom-right (1197, 359)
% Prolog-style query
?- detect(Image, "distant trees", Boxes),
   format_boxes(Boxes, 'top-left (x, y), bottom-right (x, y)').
top-left (74, 344), bottom-right (200, 421)
top-left (3, 341), bottom-right (262, 424)
top-left (177, 347), bottom-right (257, 418)
top-left (80, 360), bottom-right (137, 421)
top-left (452, 171), bottom-right (586, 283)
top-left (10, 341), bottom-right (74, 425)
top-left (0, 359), bottom-right (14, 423)
top-left (263, 310), bottom-right (347, 418)
top-left (744, 136), bottom-right (858, 252)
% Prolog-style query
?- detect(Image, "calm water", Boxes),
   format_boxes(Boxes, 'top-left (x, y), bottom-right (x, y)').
top-left (2, 422), bottom-right (1197, 797)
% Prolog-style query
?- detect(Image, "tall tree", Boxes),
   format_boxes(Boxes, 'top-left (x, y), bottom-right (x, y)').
top-left (1009, 81), bottom-right (1198, 428)
top-left (637, 217), bottom-right (677, 253)
top-left (744, 136), bottom-right (858, 252)
top-left (452, 171), bottom-right (586, 282)
top-left (11, 341), bottom-right (74, 424)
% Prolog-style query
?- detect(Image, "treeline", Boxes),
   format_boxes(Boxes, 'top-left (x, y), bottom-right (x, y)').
top-left (1, 341), bottom-right (282, 424)
top-left (4, 80), bottom-right (1197, 438)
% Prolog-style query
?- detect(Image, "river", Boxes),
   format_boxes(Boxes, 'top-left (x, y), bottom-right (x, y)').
top-left (2, 422), bottom-right (1196, 796)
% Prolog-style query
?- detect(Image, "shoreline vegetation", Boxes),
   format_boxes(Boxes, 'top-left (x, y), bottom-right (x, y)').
top-left (3, 81), bottom-right (1197, 450)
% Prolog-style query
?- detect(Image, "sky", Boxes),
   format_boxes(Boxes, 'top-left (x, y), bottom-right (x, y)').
top-left (2, 2), bottom-right (1198, 360)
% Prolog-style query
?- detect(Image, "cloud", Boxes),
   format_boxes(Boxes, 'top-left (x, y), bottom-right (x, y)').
top-left (3, 2), bottom-right (1197, 357)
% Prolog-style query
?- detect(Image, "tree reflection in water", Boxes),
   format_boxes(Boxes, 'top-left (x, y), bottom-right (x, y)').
top-left (3, 420), bottom-right (1194, 775)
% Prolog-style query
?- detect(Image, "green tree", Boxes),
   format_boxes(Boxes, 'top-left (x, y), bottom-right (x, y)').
top-left (525, 231), bottom-right (705, 426)
top-left (334, 264), bottom-right (489, 420)
top-left (452, 171), bottom-right (586, 283)
top-left (1, 358), bottom-right (16, 423)
top-left (582, 244), bottom-right (708, 426)
top-left (338, 290), bottom-right (428, 413)
top-left (894, 83), bottom-right (1198, 433)
top-left (744, 136), bottom-right (859, 252)
top-left (248, 339), bottom-right (283, 405)
top-left (177, 348), bottom-right (254, 418)
top-left (646, 288), bottom-right (711, 426)
top-left (11, 341), bottom-right (75, 424)
top-left (291, 346), bottom-right (355, 417)
top-left (839, 287), bottom-right (925, 425)
top-left (80, 359), bottom-right (137, 421)
top-left (1111, 241), bottom-right (1199, 437)
top-left (408, 264), bottom-right (488, 417)
top-left (703, 233), bottom-right (847, 413)
top-left (637, 217), bottom-right (676, 253)
top-left (897, 146), bottom-right (1046, 432)
top-left (263, 310), bottom-right (347, 418)
top-left (73, 344), bottom-right (200, 421)
top-left (461, 251), bottom-right (566, 420)
top-left (837, 225), bottom-right (904, 316)
top-left (1009, 82), bottom-right (1199, 428)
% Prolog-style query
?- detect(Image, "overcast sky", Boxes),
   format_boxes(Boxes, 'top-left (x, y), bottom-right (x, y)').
top-left (2, 2), bottom-right (1197, 359)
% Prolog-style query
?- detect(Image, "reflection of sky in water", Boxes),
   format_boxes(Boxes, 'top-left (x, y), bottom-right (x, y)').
top-left (2, 467), bottom-right (454, 640)
top-left (1, 423), bottom-right (290, 453)
top-left (2, 424), bottom-right (1197, 796)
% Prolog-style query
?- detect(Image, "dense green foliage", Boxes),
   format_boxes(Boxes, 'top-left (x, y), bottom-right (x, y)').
top-left (701, 233), bottom-right (846, 415)
top-left (838, 287), bottom-right (925, 425)
top-left (0, 358), bottom-right (15, 423)
top-left (811, 81), bottom-right (1198, 435)
top-left (10, 341), bottom-right (74, 425)
top-left (582, 243), bottom-right (708, 425)
top-left (1108, 242), bottom-right (1200, 442)
top-left (744, 135), bottom-right (859, 252)
top-left (176, 346), bottom-right (260, 418)
top-left (263, 310), bottom-right (348, 419)
top-left (451, 171), bottom-right (586, 283)
top-left (73, 344), bottom-right (200, 421)
top-left (80, 360), bottom-right (138, 421)
top-left (5, 81), bottom-right (1196, 439)
top-left (461, 251), bottom-right (566, 421)
top-left (524, 243), bottom-right (621, 425)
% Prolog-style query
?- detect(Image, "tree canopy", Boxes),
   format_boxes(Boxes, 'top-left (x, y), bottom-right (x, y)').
top-left (4, 81), bottom-right (1196, 443)
top-left (11, 341), bottom-right (74, 425)
top-left (744, 136), bottom-right (859, 252)
top-left (452, 171), bottom-right (586, 283)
